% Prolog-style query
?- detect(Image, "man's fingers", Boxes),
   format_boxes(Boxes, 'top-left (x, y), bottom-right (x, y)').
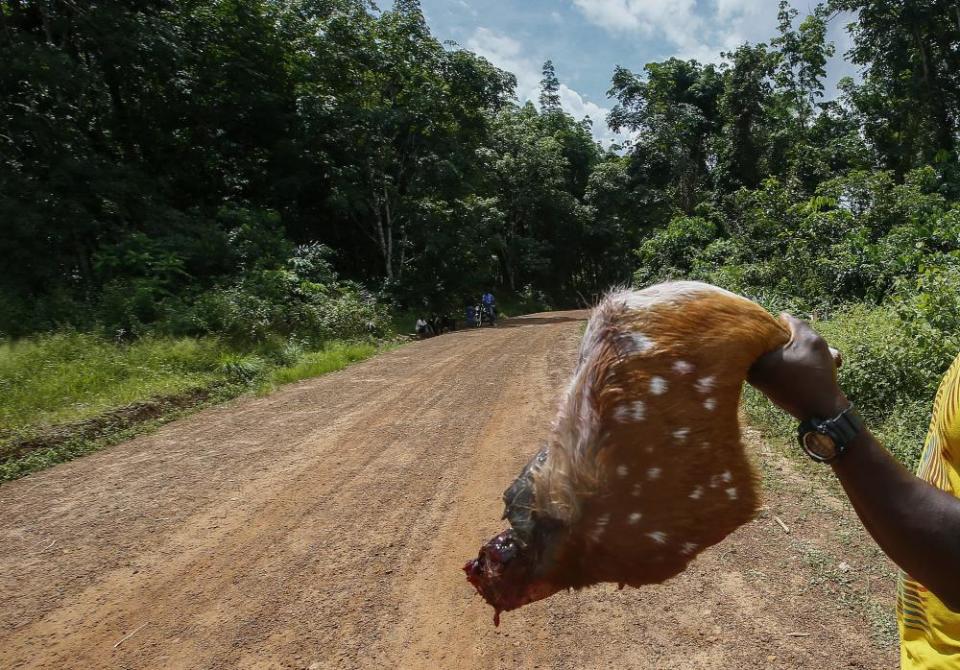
top-left (747, 342), bottom-right (783, 385)
top-left (778, 312), bottom-right (841, 374)
top-left (780, 312), bottom-right (826, 349)
top-left (779, 312), bottom-right (806, 344)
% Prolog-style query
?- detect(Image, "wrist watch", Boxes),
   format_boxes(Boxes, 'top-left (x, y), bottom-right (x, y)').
top-left (797, 404), bottom-right (864, 463)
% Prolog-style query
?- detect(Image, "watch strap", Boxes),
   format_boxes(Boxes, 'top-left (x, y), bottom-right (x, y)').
top-left (797, 404), bottom-right (863, 462)
top-left (828, 406), bottom-right (864, 445)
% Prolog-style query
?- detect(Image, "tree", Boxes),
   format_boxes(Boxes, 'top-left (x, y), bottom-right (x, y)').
top-left (771, 1), bottom-right (835, 130)
top-left (715, 43), bottom-right (776, 191)
top-left (539, 60), bottom-right (562, 113)
top-left (831, 0), bottom-right (960, 174)
top-left (315, 0), bottom-right (514, 282)
top-left (609, 59), bottom-right (723, 215)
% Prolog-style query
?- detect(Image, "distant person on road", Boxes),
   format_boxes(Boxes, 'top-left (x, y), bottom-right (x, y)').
top-left (481, 291), bottom-right (496, 325)
top-left (749, 314), bottom-right (960, 667)
top-left (415, 317), bottom-right (431, 339)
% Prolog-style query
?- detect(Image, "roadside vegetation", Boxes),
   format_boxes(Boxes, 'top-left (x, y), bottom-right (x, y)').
top-left (2, 0), bottom-right (959, 476)
top-left (0, 334), bottom-right (384, 482)
top-left (637, 169), bottom-right (960, 468)
top-left (615, 3), bottom-right (960, 469)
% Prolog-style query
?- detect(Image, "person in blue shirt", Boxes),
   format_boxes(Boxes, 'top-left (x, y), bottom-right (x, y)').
top-left (481, 292), bottom-right (496, 325)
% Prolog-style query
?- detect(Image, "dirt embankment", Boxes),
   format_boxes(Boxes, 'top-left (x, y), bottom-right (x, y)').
top-left (0, 312), bottom-right (896, 669)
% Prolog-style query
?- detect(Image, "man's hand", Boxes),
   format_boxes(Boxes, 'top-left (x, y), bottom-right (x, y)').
top-left (748, 313), bottom-right (849, 420)
top-left (748, 314), bottom-right (960, 611)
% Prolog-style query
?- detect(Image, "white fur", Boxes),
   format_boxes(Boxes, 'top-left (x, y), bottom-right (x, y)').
top-left (647, 531), bottom-right (668, 545)
top-left (695, 376), bottom-right (716, 393)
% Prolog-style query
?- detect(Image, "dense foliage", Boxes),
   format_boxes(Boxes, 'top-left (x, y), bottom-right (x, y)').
top-left (3, 0), bottom-right (960, 464)
top-left (0, 0), bottom-right (634, 339)
top-left (622, 1), bottom-right (960, 465)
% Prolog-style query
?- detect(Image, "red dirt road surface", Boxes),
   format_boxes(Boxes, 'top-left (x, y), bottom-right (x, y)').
top-left (0, 312), bottom-right (897, 669)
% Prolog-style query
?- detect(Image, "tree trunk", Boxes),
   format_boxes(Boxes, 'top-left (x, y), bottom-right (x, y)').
top-left (40, 0), bottom-right (53, 44)
top-left (912, 24), bottom-right (954, 154)
top-left (371, 185), bottom-right (393, 281)
top-left (383, 183), bottom-right (394, 279)
top-left (0, 1), bottom-right (11, 41)
top-left (398, 222), bottom-right (408, 279)
top-left (504, 256), bottom-right (516, 292)
top-left (497, 227), bottom-right (517, 293)
top-left (99, 60), bottom-right (138, 163)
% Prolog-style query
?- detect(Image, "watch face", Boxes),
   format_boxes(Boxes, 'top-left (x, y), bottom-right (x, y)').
top-left (803, 431), bottom-right (837, 461)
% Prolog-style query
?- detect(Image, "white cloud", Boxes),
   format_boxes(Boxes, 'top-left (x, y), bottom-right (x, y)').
top-left (558, 85), bottom-right (606, 123)
top-left (466, 27), bottom-right (541, 103)
top-left (571, 0), bottom-right (715, 57)
top-left (573, 0), bottom-right (795, 61)
top-left (571, 0), bottom-right (860, 95)
top-left (455, 0), bottom-right (478, 17)
top-left (558, 85), bottom-right (623, 146)
top-left (571, 0), bottom-right (645, 32)
top-left (465, 27), bottom-right (626, 146)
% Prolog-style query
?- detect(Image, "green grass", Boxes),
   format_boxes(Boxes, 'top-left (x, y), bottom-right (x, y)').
top-left (0, 332), bottom-right (386, 482)
top-left (0, 333), bottom-right (225, 439)
top-left (257, 341), bottom-right (379, 393)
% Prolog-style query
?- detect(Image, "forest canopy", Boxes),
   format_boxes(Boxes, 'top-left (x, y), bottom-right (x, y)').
top-left (1, 0), bottom-right (959, 351)
top-left (3, 0), bottom-right (960, 468)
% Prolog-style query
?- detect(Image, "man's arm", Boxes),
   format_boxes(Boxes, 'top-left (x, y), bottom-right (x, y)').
top-left (748, 314), bottom-right (960, 611)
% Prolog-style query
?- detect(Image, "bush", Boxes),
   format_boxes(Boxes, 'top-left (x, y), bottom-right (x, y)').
top-left (632, 168), bottom-right (960, 469)
top-left (816, 305), bottom-right (945, 419)
top-left (154, 244), bottom-right (389, 345)
top-left (634, 216), bottom-right (718, 285)
top-left (217, 353), bottom-right (268, 383)
top-left (1, 233), bottom-right (391, 348)
top-left (742, 305), bottom-right (941, 470)
top-left (893, 258), bottom-right (960, 360)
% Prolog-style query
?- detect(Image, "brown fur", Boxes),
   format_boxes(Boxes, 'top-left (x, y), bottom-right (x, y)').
top-left (465, 281), bottom-right (792, 616)
top-left (530, 282), bottom-right (789, 586)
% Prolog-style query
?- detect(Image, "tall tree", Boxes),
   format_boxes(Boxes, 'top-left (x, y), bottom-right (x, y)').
top-left (715, 43), bottom-right (776, 191)
top-left (609, 59), bottom-right (723, 215)
top-left (539, 60), bottom-right (562, 113)
top-left (317, 0), bottom-right (513, 282)
top-left (771, 1), bottom-right (835, 130)
top-left (831, 0), bottom-right (960, 174)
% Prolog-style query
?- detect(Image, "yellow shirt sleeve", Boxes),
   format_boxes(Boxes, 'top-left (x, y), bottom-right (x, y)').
top-left (898, 354), bottom-right (960, 668)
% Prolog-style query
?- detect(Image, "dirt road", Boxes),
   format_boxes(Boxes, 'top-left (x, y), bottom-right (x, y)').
top-left (0, 312), bottom-right (897, 669)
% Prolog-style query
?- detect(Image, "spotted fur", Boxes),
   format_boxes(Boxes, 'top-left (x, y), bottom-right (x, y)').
top-left (466, 281), bottom-right (793, 617)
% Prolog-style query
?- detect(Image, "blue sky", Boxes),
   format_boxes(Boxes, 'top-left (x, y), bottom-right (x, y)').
top-left (400, 0), bottom-right (861, 145)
